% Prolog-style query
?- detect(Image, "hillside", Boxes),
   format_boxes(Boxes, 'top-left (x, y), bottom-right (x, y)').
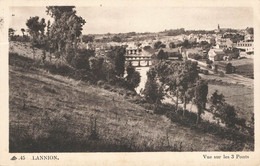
top-left (9, 42), bottom-right (252, 152)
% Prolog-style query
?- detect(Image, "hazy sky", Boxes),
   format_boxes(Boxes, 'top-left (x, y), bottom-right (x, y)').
top-left (10, 6), bottom-right (253, 35)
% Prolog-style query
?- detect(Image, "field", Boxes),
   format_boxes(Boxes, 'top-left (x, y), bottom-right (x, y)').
top-left (231, 59), bottom-right (254, 79)
top-left (200, 71), bottom-right (254, 123)
top-left (208, 83), bottom-right (253, 122)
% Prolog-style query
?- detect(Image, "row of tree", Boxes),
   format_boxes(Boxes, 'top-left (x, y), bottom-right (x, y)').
top-left (143, 60), bottom-right (206, 124)
top-left (143, 59), bottom-right (240, 127)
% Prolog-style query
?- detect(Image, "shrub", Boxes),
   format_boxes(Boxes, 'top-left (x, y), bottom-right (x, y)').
top-left (97, 80), bottom-right (105, 86)
top-left (226, 63), bottom-right (233, 74)
top-left (188, 53), bottom-right (201, 60)
top-left (219, 71), bottom-right (225, 77)
top-left (71, 49), bottom-right (95, 70)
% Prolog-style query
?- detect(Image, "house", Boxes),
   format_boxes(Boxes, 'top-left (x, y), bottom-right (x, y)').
top-left (215, 38), bottom-right (233, 50)
top-left (244, 34), bottom-right (253, 41)
top-left (160, 48), bottom-right (182, 60)
top-left (208, 49), bottom-right (225, 61)
top-left (236, 41), bottom-right (254, 53)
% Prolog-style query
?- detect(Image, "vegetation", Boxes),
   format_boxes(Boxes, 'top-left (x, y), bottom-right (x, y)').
top-left (144, 60), bottom-right (203, 121)
top-left (82, 35), bottom-right (94, 43)
top-left (154, 41), bottom-right (166, 49)
top-left (125, 62), bottom-right (141, 90)
top-left (193, 80), bottom-right (208, 124)
top-left (169, 42), bottom-right (176, 48)
top-left (46, 6), bottom-right (86, 63)
top-left (8, 6), bottom-right (254, 152)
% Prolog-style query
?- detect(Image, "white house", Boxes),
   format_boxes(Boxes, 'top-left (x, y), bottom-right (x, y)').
top-left (236, 41), bottom-right (254, 53)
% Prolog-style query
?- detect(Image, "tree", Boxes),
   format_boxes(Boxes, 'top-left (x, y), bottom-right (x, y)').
top-left (21, 28), bottom-right (25, 37)
top-left (26, 16), bottom-right (46, 59)
top-left (169, 42), bottom-right (176, 48)
top-left (246, 27), bottom-right (254, 34)
top-left (125, 63), bottom-right (141, 90)
top-left (226, 63), bottom-right (233, 74)
top-left (209, 91), bottom-right (238, 127)
top-left (209, 90), bottom-right (225, 107)
top-left (157, 49), bottom-right (168, 60)
top-left (89, 56), bottom-right (105, 81)
top-left (193, 80), bottom-right (208, 124)
top-left (179, 61), bottom-right (199, 116)
top-left (159, 44), bottom-right (166, 48)
top-left (107, 46), bottom-right (126, 77)
top-left (143, 45), bottom-right (152, 51)
top-left (82, 35), bottom-right (94, 43)
top-left (26, 16), bottom-right (46, 39)
top-left (182, 40), bottom-right (190, 48)
top-left (112, 36), bottom-right (122, 42)
top-left (71, 48), bottom-right (94, 70)
top-left (46, 6), bottom-right (86, 62)
top-left (154, 41), bottom-right (162, 49)
top-left (8, 28), bottom-right (15, 40)
top-left (102, 60), bottom-right (116, 83)
top-left (143, 68), bottom-right (164, 104)
top-left (216, 103), bottom-right (237, 128)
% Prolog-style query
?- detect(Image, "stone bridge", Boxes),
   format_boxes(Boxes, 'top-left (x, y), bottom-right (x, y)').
top-left (125, 55), bottom-right (152, 67)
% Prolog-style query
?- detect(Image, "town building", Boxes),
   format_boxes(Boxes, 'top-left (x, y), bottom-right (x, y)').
top-left (244, 33), bottom-right (254, 41)
top-left (215, 38), bottom-right (234, 50)
top-left (236, 41), bottom-right (254, 53)
top-left (208, 48), bottom-right (225, 61)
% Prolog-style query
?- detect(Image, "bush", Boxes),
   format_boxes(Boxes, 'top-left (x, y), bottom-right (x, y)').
top-left (71, 49), bottom-right (95, 70)
top-left (219, 71), bottom-right (225, 77)
top-left (143, 45), bottom-right (152, 51)
top-left (226, 63), bottom-right (233, 74)
top-left (188, 53), bottom-right (201, 60)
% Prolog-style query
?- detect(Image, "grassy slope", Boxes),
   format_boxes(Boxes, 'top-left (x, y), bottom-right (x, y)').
top-left (208, 83), bottom-right (253, 122)
top-left (9, 42), bottom-right (249, 152)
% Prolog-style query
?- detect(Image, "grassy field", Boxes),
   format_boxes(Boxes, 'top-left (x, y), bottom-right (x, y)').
top-left (9, 42), bottom-right (253, 152)
top-left (208, 83), bottom-right (253, 123)
top-left (231, 59), bottom-right (254, 79)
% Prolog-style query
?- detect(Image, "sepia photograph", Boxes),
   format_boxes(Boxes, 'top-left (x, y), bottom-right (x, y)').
top-left (7, 5), bottom-right (256, 153)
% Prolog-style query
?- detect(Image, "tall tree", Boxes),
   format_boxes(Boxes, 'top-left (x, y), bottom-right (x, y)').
top-left (107, 46), bottom-right (126, 77)
top-left (143, 68), bottom-right (164, 106)
top-left (193, 80), bottom-right (208, 125)
top-left (46, 6), bottom-right (86, 62)
top-left (125, 62), bottom-right (141, 90)
top-left (179, 60), bottom-right (199, 116)
top-left (209, 90), bottom-right (238, 127)
top-left (26, 16), bottom-right (46, 59)
top-left (89, 56), bottom-right (105, 81)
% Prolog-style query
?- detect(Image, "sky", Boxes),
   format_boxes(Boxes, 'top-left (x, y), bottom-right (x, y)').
top-left (10, 6), bottom-right (253, 35)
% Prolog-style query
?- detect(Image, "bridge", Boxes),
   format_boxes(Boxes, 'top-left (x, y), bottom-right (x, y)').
top-left (125, 55), bottom-right (152, 67)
